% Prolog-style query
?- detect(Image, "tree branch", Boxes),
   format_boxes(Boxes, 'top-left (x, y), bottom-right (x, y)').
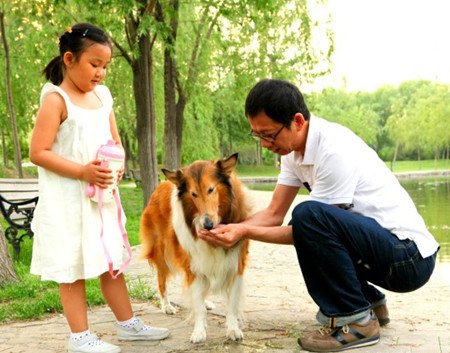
top-left (143, 0), bottom-right (157, 16)
top-left (111, 36), bottom-right (133, 65)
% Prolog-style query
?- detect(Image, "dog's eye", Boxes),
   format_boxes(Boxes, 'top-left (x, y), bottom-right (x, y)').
top-left (208, 187), bottom-right (215, 194)
top-left (191, 192), bottom-right (198, 198)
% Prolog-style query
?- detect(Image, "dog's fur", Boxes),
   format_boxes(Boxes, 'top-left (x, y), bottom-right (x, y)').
top-left (139, 154), bottom-right (252, 343)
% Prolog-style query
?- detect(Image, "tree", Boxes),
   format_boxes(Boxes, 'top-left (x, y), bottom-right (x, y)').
top-left (115, 0), bottom-right (160, 206)
top-left (202, 0), bottom-right (334, 165)
top-left (0, 5), bottom-right (23, 177)
top-left (155, 0), bottom-right (223, 170)
top-left (52, 0), bottom-right (162, 205)
top-left (0, 224), bottom-right (18, 286)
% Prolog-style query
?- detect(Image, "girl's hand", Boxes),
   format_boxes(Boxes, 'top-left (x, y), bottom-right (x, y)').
top-left (198, 223), bottom-right (246, 249)
top-left (81, 160), bottom-right (114, 188)
top-left (116, 166), bottom-right (124, 186)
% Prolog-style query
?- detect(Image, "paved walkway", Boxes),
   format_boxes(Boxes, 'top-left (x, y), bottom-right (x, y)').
top-left (1, 191), bottom-right (449, 352)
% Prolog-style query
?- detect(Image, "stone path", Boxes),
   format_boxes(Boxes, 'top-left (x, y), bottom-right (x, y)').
top-left (1, 190), bottom-right (449, 352)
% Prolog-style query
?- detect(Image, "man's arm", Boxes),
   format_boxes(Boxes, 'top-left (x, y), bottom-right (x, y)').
top-left (242, 184), bottom-right (300, 226)
top-left (198, 184), bottom-right (300, 248)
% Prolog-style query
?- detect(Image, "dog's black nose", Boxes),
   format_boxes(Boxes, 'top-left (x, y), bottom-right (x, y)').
top-left (203, 216), bottom-right (214, 230)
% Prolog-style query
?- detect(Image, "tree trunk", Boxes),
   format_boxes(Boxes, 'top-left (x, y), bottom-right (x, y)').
top-left (256, 141), bottom-right (262, 166)
top-left (434, 147), bottom-right (438, 170)
top-left (0, 10), bottom-right (23, 178)
top-left (159, 1), bottom-right (217, 170)
top-left (417, 148), bottom-right (421, 170)
top-left (175, 95), bottom-right (187, 166)
top-left (133, 34), bottom-right (158, 207)
top-left (274, 152), bottom-right (279, 168)
top-left (446, 146), bottom-right (449, 169)
top-left (162, 45), bottom-right (179, 170)
top-left (391, 141), bottom-right (399, 171)
top-left (121, 134), bottom-right (131, 178)
top-left (159, 0), bottom-right (183, 171)
top-left (1, 129), bottom-right (8, 167)
top-left (0, 225), bottom-right (18, 286)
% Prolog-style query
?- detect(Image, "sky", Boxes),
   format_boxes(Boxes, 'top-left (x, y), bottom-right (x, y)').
top-left (306, 0), bottom-right (450, 92)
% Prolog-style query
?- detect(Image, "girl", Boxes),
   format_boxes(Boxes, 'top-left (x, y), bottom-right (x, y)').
top-left (29, 23), bottom-right (169, 353)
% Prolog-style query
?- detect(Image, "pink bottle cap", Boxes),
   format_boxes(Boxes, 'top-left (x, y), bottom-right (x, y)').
top-left (98, 140), bottom-right (124, 159)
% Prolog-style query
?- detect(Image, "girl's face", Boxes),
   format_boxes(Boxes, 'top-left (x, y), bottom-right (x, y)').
top-left (64, 43), bottom-right (112, 93)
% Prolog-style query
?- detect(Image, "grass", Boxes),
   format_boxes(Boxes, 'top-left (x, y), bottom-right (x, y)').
top-left (236, 159), bottom-right (449, 177)
top-left (0, 158), bottom-right (448, 323)
top-left (0, 184), bottom-right (149, 323)
top-left (386, 159), bottom-right (449, 173)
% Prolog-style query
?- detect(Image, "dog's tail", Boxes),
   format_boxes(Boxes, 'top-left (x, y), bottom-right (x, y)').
top-left (138, 212), bottom-right (155, 262)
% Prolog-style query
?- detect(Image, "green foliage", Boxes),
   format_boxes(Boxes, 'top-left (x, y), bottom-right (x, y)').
top-left (1, 1), bottom-right (449, 174)
top-left (118, 186), bottom-right (145, 244)
top-left (385, 81), bottom-right (450, 160)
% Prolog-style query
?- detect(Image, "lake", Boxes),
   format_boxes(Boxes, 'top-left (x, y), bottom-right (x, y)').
top-left (246, 177), bottom-right (450, 265)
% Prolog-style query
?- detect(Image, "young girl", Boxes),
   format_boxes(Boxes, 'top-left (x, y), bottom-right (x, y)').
top-left (29, 23), bottom-right (169, 353)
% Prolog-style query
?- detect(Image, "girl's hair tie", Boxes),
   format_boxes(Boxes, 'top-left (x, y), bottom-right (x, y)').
top-left (66, 26), bottom-right (72, 33)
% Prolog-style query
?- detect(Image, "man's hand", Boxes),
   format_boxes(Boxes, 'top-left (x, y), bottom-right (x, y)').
top-left (198, 223), bottom-right (246, 249)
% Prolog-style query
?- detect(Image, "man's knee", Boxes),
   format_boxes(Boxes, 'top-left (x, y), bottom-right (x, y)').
top-left (292, 200), bottom-right (325, 223)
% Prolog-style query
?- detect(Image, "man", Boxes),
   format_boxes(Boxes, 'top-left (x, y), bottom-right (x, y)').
top-left (198, 79), bottom-right (439, 352)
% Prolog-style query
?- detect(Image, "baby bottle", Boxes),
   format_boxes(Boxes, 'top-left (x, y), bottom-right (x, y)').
top-left (85, 140), bottom-right (124, 203)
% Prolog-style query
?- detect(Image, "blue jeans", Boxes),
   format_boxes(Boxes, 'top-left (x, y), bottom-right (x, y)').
top-left (290, 201), bottom-right (438, 327)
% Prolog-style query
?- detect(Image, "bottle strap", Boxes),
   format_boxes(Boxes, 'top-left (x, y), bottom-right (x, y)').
top-left (97, 187), bottom-right (132, 279)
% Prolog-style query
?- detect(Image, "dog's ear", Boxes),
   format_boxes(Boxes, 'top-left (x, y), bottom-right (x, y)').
top-left (217, 153), bottom-right (238, 175)
top-left (162, 168), bottom-right (184, 186)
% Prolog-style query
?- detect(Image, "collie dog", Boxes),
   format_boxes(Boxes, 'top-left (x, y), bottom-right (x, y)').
top-left (140, 154), bottom-right (252, 343)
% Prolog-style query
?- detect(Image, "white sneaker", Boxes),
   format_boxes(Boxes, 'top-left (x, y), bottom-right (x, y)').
top-left (116, 318), bottom-right (169, 341)
top-left (68, 333), bottom-right (121, 353)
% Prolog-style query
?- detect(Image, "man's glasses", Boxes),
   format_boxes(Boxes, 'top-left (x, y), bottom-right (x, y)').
top-left (248, 125), bottom-right (285, 143)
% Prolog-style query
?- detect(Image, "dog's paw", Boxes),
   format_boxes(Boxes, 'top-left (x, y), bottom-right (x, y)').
top-left (204, 299), bottom-right (215, 310)
top-left (190, 328), bottom-right (207, 343)
top-left (227, 327), bottom-right (244, 341)
top-left (161, 303), bottom-right (177, 315)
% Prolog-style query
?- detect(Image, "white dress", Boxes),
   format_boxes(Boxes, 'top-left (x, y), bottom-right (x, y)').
top-left (30, 83), bottom-right (127, 283)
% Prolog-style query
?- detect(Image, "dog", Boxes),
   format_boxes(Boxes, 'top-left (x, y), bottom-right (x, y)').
top-left (139, 153), bottom-right (252, 343)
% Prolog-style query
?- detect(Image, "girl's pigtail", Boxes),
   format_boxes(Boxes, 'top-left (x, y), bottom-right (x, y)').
top-left (42, 56), bottom-right (64, 85)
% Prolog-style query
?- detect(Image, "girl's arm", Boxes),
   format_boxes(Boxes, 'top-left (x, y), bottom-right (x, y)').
top-left (109, 110), bottom-right (122, 148)
top-left (29, 93), bottom-right (113, 188)
top-left (108, 110), bottom-right (125, 182)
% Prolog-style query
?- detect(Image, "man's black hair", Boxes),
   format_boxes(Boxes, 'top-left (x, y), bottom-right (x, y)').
top-left (245, 79), bottom-right (310, 127)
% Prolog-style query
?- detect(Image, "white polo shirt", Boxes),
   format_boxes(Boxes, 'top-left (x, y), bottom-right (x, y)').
top-left (278, 115), bottom-right (439, 258)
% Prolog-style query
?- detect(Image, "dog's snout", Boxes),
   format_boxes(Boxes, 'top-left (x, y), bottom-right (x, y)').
top-left (202, 214), bottom-right (214, 230)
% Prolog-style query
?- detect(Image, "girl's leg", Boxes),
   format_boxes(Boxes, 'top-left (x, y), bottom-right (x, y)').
top-left (100, 272), bottom-right (133, 321)
top-left (60, 280), bottom-right (88, 333)
top-left (100, 271), bottom-right (170, 341)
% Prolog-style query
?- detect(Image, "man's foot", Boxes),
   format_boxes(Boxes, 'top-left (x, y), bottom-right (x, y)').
top-left (116, 318), bottom-right (169, 341)
top-left (373, 303), bottom-right (390, 326)
top-left (298, 313), bottom-right (380, 352)
top-left (68, 333), bottom-right (120, 353)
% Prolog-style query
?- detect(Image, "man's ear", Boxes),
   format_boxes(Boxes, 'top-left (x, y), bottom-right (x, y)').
top-left (63, 51), bottom-right (75, 67)
top-left (293, 113), bottom-right (305, 131)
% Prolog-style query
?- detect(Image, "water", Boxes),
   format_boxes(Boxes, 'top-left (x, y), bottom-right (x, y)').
top-left (400, 177), bottom-right (449, 263)
top-left (246, 177), bottom-right (450, 264)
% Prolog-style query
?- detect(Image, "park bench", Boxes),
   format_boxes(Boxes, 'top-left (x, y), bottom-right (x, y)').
top-left (0, 178), bottom-right (39, 259)
top-left (130, 169), bottom-right (141, 187)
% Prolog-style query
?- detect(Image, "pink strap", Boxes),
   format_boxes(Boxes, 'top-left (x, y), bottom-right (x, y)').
top-left (97, 188), bottom-right (132, 279)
